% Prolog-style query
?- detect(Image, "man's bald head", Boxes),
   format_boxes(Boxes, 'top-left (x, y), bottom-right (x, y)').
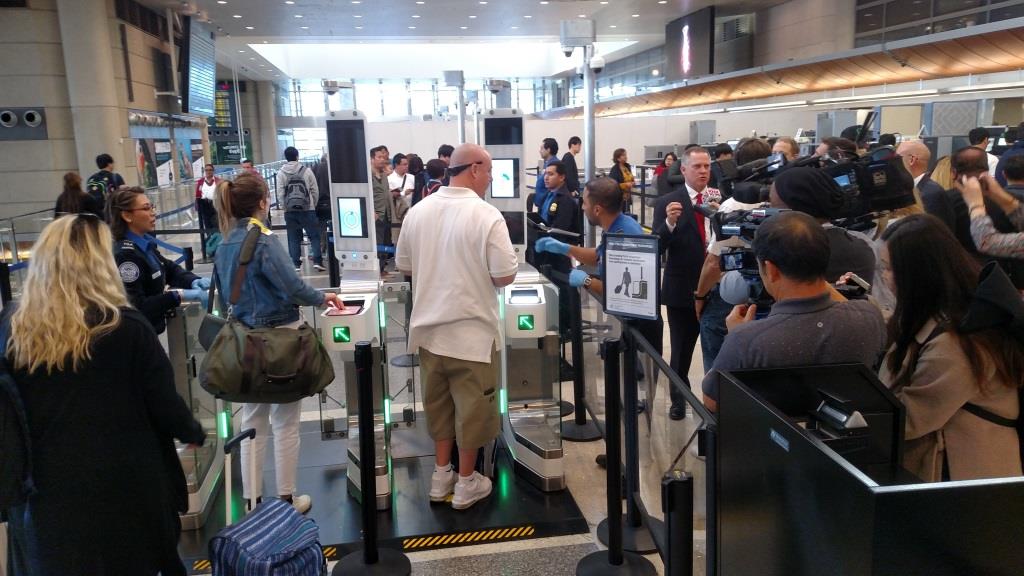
top-left (951, 145), bottom-right (989, 180)
top-left (448, 143), bottom-right (492, 196)
top-left (897, 140), bottom-right (931, 178)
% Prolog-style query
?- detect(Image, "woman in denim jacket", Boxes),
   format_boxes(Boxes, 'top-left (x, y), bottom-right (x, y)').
top-left (213, 172), bottom-right (342, 513)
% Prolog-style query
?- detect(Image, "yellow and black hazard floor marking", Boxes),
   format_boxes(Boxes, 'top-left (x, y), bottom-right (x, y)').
top-left (191, 559), bottom-right (211, 573)
top-left (401, 525), bottom-right (537, 551)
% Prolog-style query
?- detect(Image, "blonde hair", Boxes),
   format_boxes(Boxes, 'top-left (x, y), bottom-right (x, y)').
top-left (930, 156), bottom-right (953, 190)
top-left (8, 215), bottom-right (128, 373)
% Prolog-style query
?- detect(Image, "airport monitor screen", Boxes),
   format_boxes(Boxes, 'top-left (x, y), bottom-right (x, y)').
top-left (665, 7), bottom-right (715, 82)
top-left (327, 119), bottom-right (369, 184)
top-left (336, 196), bottom-right (369, 239)
top-left (490, 158), bottom-right (520, 198)
top-left (485, 117), bottom-right (524, 146)
top-left (501, 211), bottom-right (525, 245)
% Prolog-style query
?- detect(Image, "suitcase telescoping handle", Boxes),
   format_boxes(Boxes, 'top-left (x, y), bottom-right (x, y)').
top-left (223, 428), bottom-right (257, 526)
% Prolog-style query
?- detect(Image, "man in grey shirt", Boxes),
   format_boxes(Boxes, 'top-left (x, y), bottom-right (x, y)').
top-left (701, 211), bottom-right (886, 412)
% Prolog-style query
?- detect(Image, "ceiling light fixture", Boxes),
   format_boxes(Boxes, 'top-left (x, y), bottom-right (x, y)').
top-left (353, 14), bottom-right (362, 17)
top-left (355, 25), bottom-right (363, 29)
top-left (658, 0), bottom-right (667, 3)
top-left (217, 0), bottom-right (226, 4)
top-left (578, 14), bottom-right (586, 18)
top-left (460, 25), bottom-right (467, 29)
top-left (672, 108), bottom-right (726, 116)
top-left (652, 69), bottom-right (660, 76)
top-left (469, 15), bottom-right (476, 18)
top-left (609, 24), bottom-right (617, 28)
top-left (412, 14), bottom-right (420, 18)
top-left (285, 0), bottom-right (294, 3)
top-left (511, 26), bottom-right (518, 29)
top-left (632, 13), bottom-right (639, 17)
top-left (238, 49), bottom-right (245, 53)
top-left (417, 1), bottom-right (425, 4)
top-left (300, 25), bottom-right (308, 29)
top-left (408, 25), bottom-right (416, 29)
top-left (245, 25), bottom-right (253, 29)
top-left (524, 15), bottom-right (532, 18)
top-left (479, 1), bottom-right (487, 3)
top-left (811, 89), bottom-right (937, 104)
top-left (540, 1), bottom-right (549, 4)
top-left (232, 14), bottom-right (241, 18)
top-left (600, 1), bottom-right (608, 4)
top-left (943, 82), bottom-right (1024, 94)
top-left (726, 100), bottom-right (808, 112)
top-left (351, 0), bottom-right (361, 3)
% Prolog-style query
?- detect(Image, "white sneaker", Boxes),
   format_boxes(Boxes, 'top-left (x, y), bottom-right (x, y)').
top-left (313, 263), bottom-right (326, 272)
top-left (429, 467), bottom-right (457, 502)
top-left (289, 494), bottom-right (312, 515)
top-left (452, 472), bottom-right (492, 510)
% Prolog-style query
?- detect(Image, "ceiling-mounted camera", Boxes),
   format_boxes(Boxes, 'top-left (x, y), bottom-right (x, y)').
top-left (590, 54), bottom-right (606, 74)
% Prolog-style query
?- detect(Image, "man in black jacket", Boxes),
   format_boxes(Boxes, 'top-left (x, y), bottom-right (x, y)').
top-left (652, 148), bottom-right (711, 420)
top-left (562, 136), bottom-right (581, 196)
top-left (897, 140), bottom-right (952, 229)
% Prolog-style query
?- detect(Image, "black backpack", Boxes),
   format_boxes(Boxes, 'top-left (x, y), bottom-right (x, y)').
top-left (0, 315), bottom-right (34, 512)
top-left (283, 166), bottom-right (311, 212)
top-left (85, 172), bottom-right (111, 207)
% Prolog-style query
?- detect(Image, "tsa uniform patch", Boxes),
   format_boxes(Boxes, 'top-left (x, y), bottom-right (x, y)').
top-left (119, 261), bottom-right (140, 283)
top-left (550, 202), bottom-right (559, 214)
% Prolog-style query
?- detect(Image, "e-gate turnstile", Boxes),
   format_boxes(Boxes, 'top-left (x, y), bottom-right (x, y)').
top-left (483, 109), bottom-right (566, 491)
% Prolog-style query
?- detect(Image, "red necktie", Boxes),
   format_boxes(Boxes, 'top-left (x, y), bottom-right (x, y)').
top-left (694, 191), bottom-right (706, 247)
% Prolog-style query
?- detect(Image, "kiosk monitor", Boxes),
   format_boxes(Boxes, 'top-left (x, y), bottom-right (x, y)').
top-left (490, 158), bottom-right (520, 199)
top-left (501, 211), bottom-right (525, 245)
top-left (336, 196), bottom-right (369, 239)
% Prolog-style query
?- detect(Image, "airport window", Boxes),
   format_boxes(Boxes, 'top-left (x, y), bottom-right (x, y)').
top-left (856, 6), bottom-right (885, 33)
top-left (932, 10), bottom-right (987, 32)
top-left (886, 0), bottom-right (931, 26)
top-left (991, 3), bottom-right (1024, 20)
top-left (885, 23), bottom-right (934, 40)
top-left (934, 0), bottom-right (987, 17)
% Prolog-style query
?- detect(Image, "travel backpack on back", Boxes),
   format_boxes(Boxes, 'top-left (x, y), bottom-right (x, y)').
top-left (85, 172), bottom-right (110, 207)
top-left (283, 166), bottom-right (311, 212)
top-left (0, 315), bottom-right (34, 512)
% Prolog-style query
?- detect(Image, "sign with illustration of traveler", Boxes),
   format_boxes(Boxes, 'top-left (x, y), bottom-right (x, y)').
top-left (603, 233), bottom-right (659, 321)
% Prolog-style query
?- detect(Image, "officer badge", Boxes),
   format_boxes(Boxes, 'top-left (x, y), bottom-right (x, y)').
top-left (119, 261), bottom-right (140, 283)
top-left (550, 202), bottom-right (558, 214)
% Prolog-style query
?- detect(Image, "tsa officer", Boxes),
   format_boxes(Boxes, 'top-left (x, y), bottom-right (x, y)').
top-left (108, 187), bottom-right (209, 334)
top-left (539, 161), bottom-right (580, 241)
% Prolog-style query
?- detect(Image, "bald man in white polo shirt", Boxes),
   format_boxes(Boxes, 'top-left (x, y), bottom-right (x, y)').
top-left (396, 143), bottom-right (518, 510)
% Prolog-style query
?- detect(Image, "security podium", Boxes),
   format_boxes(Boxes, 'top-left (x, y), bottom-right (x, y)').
top-left (716, 364), bottom-right (1024, 576)
top-left (499, 266), bottom-right (564, 491)
top-left (166, 303), bottom-right (223, 530)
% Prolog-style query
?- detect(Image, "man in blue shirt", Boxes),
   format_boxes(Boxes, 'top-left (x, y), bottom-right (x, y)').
top-left (536, 177), bottom-right (665, 455)
top-left (533, 138), bottom-right (561, 219)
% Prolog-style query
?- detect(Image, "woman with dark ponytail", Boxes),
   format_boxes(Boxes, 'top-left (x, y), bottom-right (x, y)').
top-left (55, 172), bottom-right (103, 217)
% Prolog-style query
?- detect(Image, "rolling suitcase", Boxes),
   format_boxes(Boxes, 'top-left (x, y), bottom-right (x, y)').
top-left (208, 429), bottom-right (326, 576)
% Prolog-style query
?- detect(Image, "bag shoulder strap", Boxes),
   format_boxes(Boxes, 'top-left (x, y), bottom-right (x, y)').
top-left (921, 322), bottom-right (1021, 428)
top-left (229, 226), bottom-right (262, 305)
top-left (207, 264), bottom-right (217, 314)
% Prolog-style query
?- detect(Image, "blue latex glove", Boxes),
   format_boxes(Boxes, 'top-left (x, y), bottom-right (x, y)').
top-left (535, 236), bottom-right (570, 256)
top-left (181, 288), bottom-right (209, 309)
top-left (569, 269), bottom-right (589, 288)
top-left (192, 277), bottom-right (211, 291)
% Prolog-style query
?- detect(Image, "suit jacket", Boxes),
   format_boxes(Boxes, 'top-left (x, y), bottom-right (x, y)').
top-left (561, 152), bottom-right (580, 194)
top-left (653, 189), bottom-right (705, 309)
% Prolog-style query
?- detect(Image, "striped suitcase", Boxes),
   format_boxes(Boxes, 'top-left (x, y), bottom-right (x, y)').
top-left (208, 429), bottom-right (326, 576)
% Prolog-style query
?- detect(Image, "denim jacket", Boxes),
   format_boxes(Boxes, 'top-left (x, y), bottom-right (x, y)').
top-left (214, 218), bottom-right (324, 327)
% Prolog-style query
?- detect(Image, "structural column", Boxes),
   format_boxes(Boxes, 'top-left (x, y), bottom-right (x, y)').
top-left (56, 0), bottom-right (124, 177)
top-left (256, 81), bottom-right (279, 162)
top-left (583, 46), bottom-right (597, 248)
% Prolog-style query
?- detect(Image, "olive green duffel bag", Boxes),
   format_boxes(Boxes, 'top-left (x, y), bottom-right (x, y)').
top-left (198, 226), bottom-right (334, 404)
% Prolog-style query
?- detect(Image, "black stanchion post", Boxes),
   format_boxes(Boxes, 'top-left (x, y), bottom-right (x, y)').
top-left (639, 170), bottom-right (647, 228)
top-left (334, 342), bottom-right (411, 576)
top-left (562, 285), bottom-right (601, 442)
top-left (662, 470), bottom-right (694, 576)
top-left (328, 237), bottom-right (340, 287)
top-left (0, 262), bottom-right (11, 308)
top-left (598, 324), bottom-right (657, 554)
top-left (183, 247), bottom-right (195, 272)
top-left (577, 339), bottom-right (656, 576)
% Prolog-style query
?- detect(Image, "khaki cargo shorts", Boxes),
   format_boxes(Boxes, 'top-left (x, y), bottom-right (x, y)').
top-left (419, 347), bottom-right (500, 451)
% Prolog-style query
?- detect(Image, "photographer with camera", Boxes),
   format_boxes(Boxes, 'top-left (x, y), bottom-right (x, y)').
top-left (701, 211), bottom-right (886, 412)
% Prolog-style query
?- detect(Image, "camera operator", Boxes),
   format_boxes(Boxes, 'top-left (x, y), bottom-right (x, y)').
top-left (694, 137), bottom-right (772, 371)
top-left (701, 211), bottom-right (886, 412)
top-left (769, 167), bottom-right (876, 283)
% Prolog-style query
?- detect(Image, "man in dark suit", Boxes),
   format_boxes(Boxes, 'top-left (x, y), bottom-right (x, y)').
top-left (653, 148), bottom-right (715, 420)
top-left (898, 141), bottom-right (956, 232)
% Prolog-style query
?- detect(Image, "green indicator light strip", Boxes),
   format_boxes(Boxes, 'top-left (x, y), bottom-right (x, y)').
top-left (500, 388), bottom-right (507, 415)
top-left (384, 397), bottom-right (392, 426)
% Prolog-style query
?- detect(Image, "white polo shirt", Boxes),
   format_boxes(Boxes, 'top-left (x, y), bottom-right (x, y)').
top-left (396, 186), bottom-right (519, 363)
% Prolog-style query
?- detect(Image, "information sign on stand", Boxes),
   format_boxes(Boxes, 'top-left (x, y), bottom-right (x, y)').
top-left (602, 233), bottom-right (659, 321)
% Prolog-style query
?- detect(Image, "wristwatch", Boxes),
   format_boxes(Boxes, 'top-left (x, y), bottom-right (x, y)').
top-left (693, 291), bottom-right (708, 301)
top-left (584, 276), bottom-right (593, 288)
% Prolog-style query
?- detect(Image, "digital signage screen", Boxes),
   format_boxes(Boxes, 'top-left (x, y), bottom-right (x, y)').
top-left (490, 158), bottom-right (520, 199)
top-left (181, 17), bottom-right (217, 118)
top-left (665, 7), bottom-right (715, 82)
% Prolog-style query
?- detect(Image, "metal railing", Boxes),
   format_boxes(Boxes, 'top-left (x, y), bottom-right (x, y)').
top-left (0, 155), bottom-right (319, 301)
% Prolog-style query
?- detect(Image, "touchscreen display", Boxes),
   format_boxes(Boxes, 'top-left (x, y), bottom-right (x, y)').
top-left (490, 158), bottom-right (519, 198)
top-left (337, 196), bottom-right (368, 238)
